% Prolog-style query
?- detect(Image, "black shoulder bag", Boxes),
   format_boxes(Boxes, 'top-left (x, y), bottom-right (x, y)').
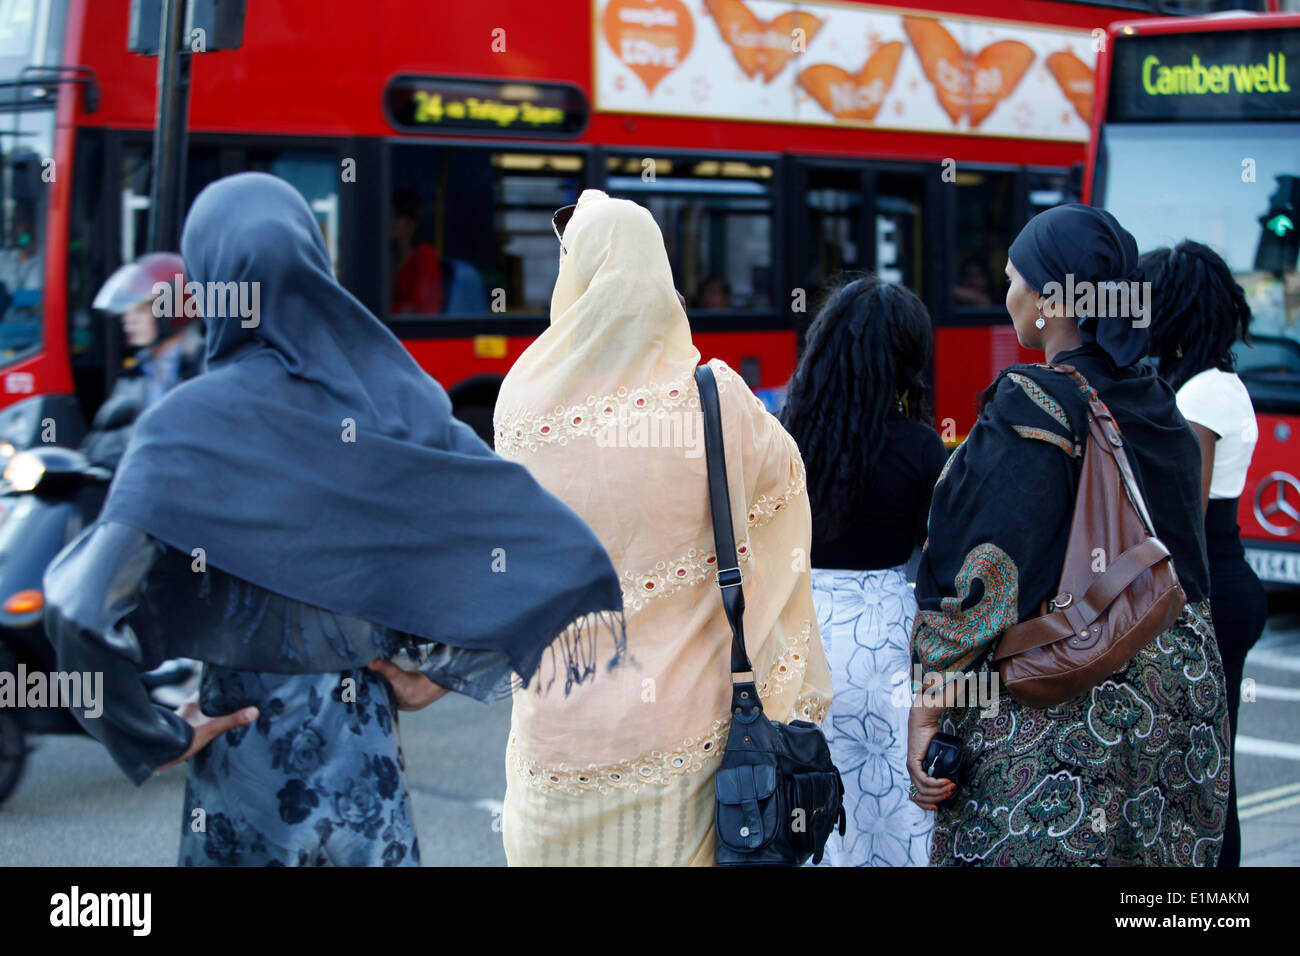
top-left (695, 364), bottom-right (846, 867)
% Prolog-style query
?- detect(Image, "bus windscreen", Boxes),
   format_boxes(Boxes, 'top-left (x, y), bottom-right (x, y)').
top-left (1099, 120), bottom-right (1300, 341)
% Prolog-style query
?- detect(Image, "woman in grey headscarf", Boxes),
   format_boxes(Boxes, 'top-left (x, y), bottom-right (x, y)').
top-left (46, 173), bottom-right (624, 866)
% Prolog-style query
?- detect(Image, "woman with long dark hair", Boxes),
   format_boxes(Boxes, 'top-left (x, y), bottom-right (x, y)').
top-left (1138, 240), bottom-right (1266, 868)
top-left (782, 274), bottom-right (946, 866)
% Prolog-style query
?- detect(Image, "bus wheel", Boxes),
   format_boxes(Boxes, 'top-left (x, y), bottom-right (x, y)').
top-left (449, 376), bottom-right (503, 448)
top-left (452, 403), bottom-right (496, 447)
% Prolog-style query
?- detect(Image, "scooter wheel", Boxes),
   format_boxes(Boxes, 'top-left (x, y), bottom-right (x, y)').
top-left (0, 710), bottom-right (25, 804)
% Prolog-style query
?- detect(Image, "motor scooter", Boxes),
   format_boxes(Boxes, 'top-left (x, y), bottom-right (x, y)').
top-left (0, 437), bottom-right (192, 803)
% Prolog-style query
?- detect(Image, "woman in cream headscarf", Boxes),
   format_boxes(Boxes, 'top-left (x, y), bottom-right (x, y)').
top-left (494, 190), bottom-right (831, 866)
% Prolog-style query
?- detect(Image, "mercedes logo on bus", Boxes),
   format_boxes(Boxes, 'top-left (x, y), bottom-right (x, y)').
top-left (1254, 471), bottom-right (1300, 537)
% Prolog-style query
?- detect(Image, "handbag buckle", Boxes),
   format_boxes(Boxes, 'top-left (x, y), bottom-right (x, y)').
top-left (717, 567), bottom-right (743, 589)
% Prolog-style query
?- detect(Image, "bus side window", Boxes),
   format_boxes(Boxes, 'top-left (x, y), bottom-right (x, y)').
top-left (118, 144), bottom-right (223, 262)
top-left (387, 146), bottom-right (585, 318)
top-left (605, 154), bottom-right (775, 312)
top-left (390, 185), bottom-right (444, 316)
top-left (952, 169), bottom-right (1019, 309)
top-left (247, 150), bottom-right (341, 278)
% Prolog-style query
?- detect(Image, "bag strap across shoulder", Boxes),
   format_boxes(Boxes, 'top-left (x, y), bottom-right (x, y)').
top-left (1044, 362), bottom-right (1158, 537)
top-left (695, 364), bottom-right (753, 677)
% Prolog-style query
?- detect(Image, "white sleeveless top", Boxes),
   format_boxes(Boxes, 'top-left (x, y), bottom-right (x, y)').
top-left (1175, 368), bottom-right (1258, 500)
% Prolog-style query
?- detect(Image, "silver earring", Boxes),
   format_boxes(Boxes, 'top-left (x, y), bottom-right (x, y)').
top-left (1035, 308), bottom-right (1046, 330)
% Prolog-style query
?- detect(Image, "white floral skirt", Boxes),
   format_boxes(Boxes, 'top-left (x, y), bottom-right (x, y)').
top-left (810, 566), bottom-right (933, 867)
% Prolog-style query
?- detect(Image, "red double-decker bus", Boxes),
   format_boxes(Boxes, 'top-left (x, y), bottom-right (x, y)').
top-left (1085, 9), bottom-right (1300, 587)
top-left (0, 0), bottom-right (1272, 449)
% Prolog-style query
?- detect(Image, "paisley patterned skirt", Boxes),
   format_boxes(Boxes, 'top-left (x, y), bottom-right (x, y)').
top-left (931, 601), bottom-right (1231, 866)
top-left (178, 665), bottom-right (420, 867)
top-left (811, 566), bottom-right (933, 867)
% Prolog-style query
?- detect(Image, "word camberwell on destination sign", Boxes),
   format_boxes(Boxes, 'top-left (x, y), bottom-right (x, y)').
top-left (1143, 52), bottom-right (1290, 96)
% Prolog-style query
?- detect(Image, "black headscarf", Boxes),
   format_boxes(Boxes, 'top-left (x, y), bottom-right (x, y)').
top-left (1008, 203), bottom-right (1146, 367)
top-left (97, 173), bottom-right (624, 689)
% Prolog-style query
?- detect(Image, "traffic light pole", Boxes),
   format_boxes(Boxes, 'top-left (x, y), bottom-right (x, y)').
top-left (146, 0), bottom-right (191, 254)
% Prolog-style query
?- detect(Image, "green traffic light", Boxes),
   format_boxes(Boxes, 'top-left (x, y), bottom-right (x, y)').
top-left (1266, 213), bottom-right (1294, 237)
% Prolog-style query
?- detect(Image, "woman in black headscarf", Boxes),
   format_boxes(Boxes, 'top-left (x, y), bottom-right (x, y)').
top-left (905, 204), bottom-right (1231, 866)
top-left (44, 173), bottom-right (625, 866)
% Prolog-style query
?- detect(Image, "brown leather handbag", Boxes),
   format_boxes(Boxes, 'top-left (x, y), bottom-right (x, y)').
top-left (993, 363), bottom-right (1187, 708)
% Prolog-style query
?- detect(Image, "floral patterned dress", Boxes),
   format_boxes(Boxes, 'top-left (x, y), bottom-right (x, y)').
top-left (179, 664), bottom-right (419, 867)
top-left (812, 567), bottom-right (933, 866)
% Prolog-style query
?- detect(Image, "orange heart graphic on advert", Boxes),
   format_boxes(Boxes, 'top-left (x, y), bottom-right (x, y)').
top-left (603, 0), bottom-right (695, 94)
top-left (705, 0), bottom-right (824, 83)
top-left (903, 17), bottom-right (1034, 128)
top-left (968, 41), bottom-right (1036, 126)
top-left (1046, 50), bottom-right (1094, 123)
top-left (797, 42), bottom-right (905, 122)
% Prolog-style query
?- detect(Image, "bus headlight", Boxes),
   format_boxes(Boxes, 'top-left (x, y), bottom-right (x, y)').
top-left (3, 451), bottom-right (45, 492)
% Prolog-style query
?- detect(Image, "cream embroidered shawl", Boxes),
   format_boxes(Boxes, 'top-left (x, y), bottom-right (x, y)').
top-left (493, 190), bottom-right (830, 811)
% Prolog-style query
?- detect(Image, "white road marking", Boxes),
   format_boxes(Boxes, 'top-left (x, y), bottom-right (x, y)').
top-left (1246, 683), bottom-right (1300, 702)
top-left (1240, 780), bottom-right (1300, 808)
top-left (1240, 793), bottom-right (1300, 821)
top-left (1246, 648), bottom-right (1300, 674)
top-left (1236, 736), bottom-right (1300, 761)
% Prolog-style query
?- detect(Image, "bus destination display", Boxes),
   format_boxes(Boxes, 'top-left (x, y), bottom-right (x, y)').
top-left (1110, 28), bottom-right (1300, 122)
top-left (384, 76), bottom-right (588, 137)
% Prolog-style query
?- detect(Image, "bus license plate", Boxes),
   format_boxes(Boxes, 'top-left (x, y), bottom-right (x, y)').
top-left (1245, 547), bottom-right (1300, 585)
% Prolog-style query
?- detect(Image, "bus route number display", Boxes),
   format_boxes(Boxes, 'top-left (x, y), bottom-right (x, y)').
top-left (384, 76), bottom-right (589, 137)
top-left (1110, 28), bottom-right (1300, 122)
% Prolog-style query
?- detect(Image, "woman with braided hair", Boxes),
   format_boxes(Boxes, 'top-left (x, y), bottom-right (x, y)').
top-left (781, 273), bottom-right (946, 866)
top-left (1137, 239), bottom-right (1265, 868)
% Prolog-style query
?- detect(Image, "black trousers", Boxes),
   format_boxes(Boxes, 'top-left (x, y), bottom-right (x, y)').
top-left (1205, 499), bottom-right (1268, 868)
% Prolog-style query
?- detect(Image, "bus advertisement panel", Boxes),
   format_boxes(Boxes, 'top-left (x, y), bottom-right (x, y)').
top-left (596, 0), bottom-right (1097, 141)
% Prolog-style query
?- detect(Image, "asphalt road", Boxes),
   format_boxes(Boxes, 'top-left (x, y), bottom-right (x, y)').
top-left (0, 689), bottom-right (513, 866)
top-left (2, 594), bottom-right (1298, 867)
top-left (1236, 591), bottom-right (1300, 866)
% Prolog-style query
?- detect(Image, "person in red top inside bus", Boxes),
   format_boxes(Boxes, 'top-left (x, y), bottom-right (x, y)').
top-left (1138, 240), bottom-right (1267, 869)
top-left (390, 188), bottom-right (442, 315)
